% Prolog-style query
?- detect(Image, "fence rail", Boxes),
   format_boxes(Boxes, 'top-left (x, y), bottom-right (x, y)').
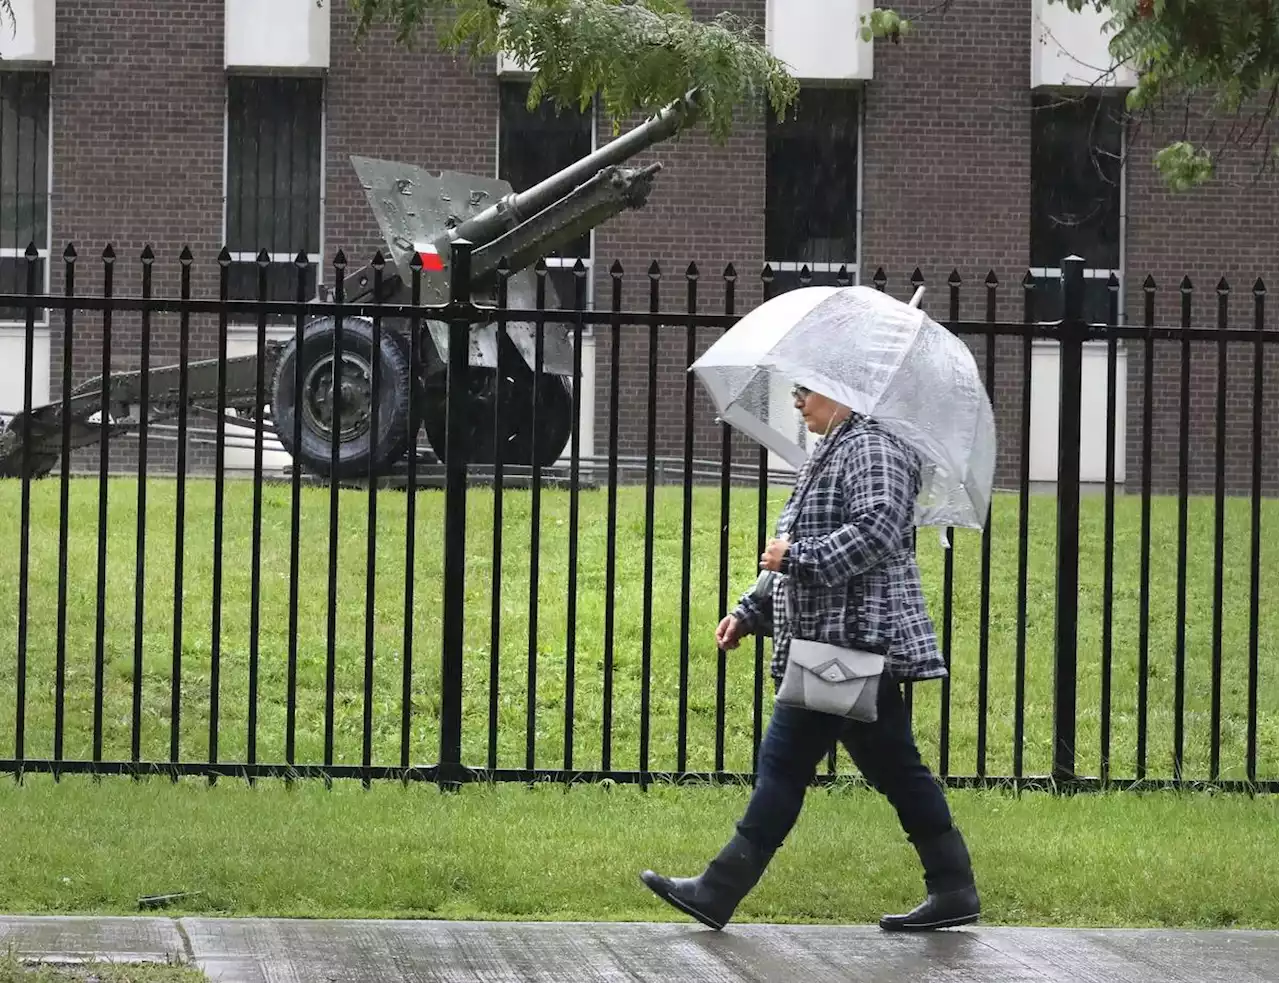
top-left (0, 241), bottom-right (1275, 794)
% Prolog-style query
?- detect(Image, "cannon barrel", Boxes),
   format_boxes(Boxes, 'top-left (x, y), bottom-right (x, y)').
top-left (446, 89), bottom-right (702, 251)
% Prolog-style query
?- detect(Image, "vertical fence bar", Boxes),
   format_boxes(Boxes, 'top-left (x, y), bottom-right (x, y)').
top-left (54, 245), bottom-right (77, 774)
top-left (715, 265), bottom-right (735, 775)
top-left (1052, 256), bottom-right (1086, 784)
top-left (1209, 278), bottom-right (1229, 782)
top-left (1136, 276), bottom-right (1155, 780)
top-left (286, 251), bottom-right (308, 775)
top-left (130, 246), bottom-right (155, 775)
top-left (754, 265), bottom-right (777, 771)
top-left (640, 262), bottom-right (661, 781)
top-left (677, 263), bottom-right (698, 774)
top-left (938, 270), bottom-right (960, 779)
top-left (363, 252), bottom-right (386, 789)
top-left (976, 271), bottom-right (997, 778)
top-left (525, 262), bottom-right (547, 773)
top-left (247, 250), bottom-right (268, 784)
top-left (865, 265), bottom-right (899, 735)
top-left (92, 245), bottom-right (116, 768)
top-left (754, 442), bottom-right (768, 774)
top-left (602, 262), bottom-right (622, 773)
top-left (1247, 280), bottom-right (1265, 783)
top-left (209, 248), bottom-right (231, 786)
top-left (565, 259), bottom-right (587, 772)
top-left (1100, 273), bottom-right (1119, 786)
top-left (324, 251), bottom-right (348, 775)
top-left (1014, 271), bottom-right (1033, 780)
top-left (802, 250), bottom-right (825, 796)
top-left (402, 255), bottom-right (424, 773)
top-left (487, 260), bottom-right (508, 773)
top-left (14, 243), bottom-right (37, 775)
top-left (170, 248), bottom-right (192, 778)
top-left (1173, 276), bottom-right (1192, 782)
top-left (440, 240), bottom-right (474, 788)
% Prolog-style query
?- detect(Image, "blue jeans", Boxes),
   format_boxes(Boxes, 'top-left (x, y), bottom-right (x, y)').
top-left (736, 680), bottom-right (954, 854)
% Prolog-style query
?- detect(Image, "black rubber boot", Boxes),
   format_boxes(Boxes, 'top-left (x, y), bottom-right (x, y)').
top-left (640, 834), bottom-right (772, 931)
top-left (879, 826), bottom-right (980, 932)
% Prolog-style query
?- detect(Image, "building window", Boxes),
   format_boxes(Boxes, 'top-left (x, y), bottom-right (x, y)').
top-left (225, 75), bottom-right (324, 320)
top-left (0, 71), bottom-right (50, 323)
top-left (765, 86), bottom-right (861, 294)
top-left (497, 80), bottom-right (594, 310)
top-left (1030, 92), bottom-right (1125, 323)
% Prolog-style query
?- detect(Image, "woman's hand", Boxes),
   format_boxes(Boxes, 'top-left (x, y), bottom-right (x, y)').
top-left (759, 536), bottom-right (791, 572)
top-left (716, 615), bottom-right (744, 650)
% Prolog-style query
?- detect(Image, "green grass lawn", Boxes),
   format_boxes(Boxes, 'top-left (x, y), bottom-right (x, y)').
top-left (0, 477), bottom-right (1276, 783)
top-left (0, 954), bottom-right (204, 983)
top-left (0, 776), bottom-right (1274, 929)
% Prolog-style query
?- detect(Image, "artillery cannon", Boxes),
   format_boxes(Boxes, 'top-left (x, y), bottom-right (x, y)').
top-left (0, 90), bottom-right (703, 481)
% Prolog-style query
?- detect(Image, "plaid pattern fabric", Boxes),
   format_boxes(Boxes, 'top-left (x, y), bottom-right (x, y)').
top-left (731, 416), bottom-right (947, 683)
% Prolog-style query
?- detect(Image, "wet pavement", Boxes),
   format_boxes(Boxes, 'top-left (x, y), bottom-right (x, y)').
top-left (0, 915), bottom-right (1274, 982)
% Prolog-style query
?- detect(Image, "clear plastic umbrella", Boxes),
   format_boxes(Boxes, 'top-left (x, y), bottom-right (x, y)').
top-left (690, 284), bottom-right (996, 530)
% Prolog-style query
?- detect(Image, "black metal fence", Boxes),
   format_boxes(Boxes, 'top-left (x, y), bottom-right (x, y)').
top-left (0, 241), bottom-right (1275, 793)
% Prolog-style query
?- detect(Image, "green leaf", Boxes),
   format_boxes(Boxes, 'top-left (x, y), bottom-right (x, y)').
top-left (348, 0), bottom-right (798, 143)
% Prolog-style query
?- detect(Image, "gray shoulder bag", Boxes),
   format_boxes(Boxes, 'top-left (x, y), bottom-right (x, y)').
top-left (770, 429), bottom-right (886, 723)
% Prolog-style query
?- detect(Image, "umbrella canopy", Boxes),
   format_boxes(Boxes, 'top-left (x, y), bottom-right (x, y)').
top-left (690, 285), bottom-right (996, 530)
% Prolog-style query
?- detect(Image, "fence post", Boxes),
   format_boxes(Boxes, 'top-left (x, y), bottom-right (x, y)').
top-left (1053, 255), bottom-right (1085, 785)
top-left (439, 238), bottom-right (473, 790)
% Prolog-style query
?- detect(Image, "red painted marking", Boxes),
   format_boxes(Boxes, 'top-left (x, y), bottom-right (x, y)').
top-left (415, 242), bottom-right (445, 272)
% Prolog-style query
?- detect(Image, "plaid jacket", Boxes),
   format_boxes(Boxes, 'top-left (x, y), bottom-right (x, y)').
top-left (731, 417), bottom-right (947, 683)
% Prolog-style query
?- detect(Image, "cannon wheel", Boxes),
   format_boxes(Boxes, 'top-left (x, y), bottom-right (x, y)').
top-left (271, 316), bottom-right (414, 479)
top-left (420, 363), bottom-right (574, 468)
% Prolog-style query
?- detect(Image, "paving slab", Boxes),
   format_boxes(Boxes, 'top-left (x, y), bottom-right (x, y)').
top-left (176, 918), bottom-right (1279, 983)
top-left (0, 914), bottom-right (189, 965)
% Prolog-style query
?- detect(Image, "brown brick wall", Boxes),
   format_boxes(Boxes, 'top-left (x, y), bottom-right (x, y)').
top-left (12, 0), bottom-right (1277, 495)
top-left (858, 0), bottom-right (1033, 491)
top-left (590, 0), bottom-right (768, 474)
top-left (48, 0), bottom-right (227, 474)
top-left (1124, 95), bottom-right (1279, 495)
top-left (322, 6), bottom-right (496, 271)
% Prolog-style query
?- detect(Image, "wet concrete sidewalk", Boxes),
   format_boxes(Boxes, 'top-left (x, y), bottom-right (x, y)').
top-left (1, 915), bottom-right (1275, 982)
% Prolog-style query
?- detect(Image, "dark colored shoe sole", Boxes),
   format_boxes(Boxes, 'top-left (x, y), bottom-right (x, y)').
top-left (639, 870), bottom-right (727, 931)
top-left (879, 911), bottom-right (980, 932)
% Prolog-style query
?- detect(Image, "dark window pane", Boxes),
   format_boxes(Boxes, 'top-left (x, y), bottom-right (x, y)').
top-left (0, 71), bottom-right (50, 253)
top-left (227, 260), bottom-right (318, 320)
top-left (766, 87), bottom-right (859, 264)
top-left (498, 82), bottom-right (593, 260)
top-left (765, 267), bottom-right (855, 296)
top-left (1030, 94), bottom-right (1124, 269)
top-left (0, 255), bottom-right (46, 322)
top-left (226, 76), bottom-right (324, 254)
top-left (1029, 275), bottom-right (1118, 324)
top-left (544, 266), bottom-right (590, 311)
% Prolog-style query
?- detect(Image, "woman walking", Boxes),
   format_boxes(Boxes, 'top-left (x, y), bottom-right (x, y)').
top-left (640, 385), bottom-right (980, 933)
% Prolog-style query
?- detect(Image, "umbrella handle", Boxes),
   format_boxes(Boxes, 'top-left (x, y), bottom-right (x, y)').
top-left (908, 285), bottom-right (925, 309)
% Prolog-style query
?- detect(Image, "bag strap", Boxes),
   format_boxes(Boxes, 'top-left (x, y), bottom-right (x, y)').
top-left (778, 418), bottom-right (857, 627)
top-left (779, 417), bottom-right (854, 539)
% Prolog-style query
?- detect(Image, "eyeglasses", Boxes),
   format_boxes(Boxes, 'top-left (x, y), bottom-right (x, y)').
top-left (791, 385), bottom-right (811, 401)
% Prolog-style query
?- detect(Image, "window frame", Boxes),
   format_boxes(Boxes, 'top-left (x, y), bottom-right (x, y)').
top-left (221, 71), bottom-right (327, 335)
top-left (496, 79), bottom-right (600, 325)
top-left (764, 84), bottom-right (865, 290)
top-left (0, 68), bottom-right (53, 330)
top-left (1029, 90), bottom-right (1128, 326)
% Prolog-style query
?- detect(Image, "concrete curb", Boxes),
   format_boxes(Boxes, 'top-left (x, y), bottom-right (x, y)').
top-left (2, 915), bottom-right (1275, 982)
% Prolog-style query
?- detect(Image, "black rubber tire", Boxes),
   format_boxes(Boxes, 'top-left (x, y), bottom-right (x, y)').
top-left (271, 316), bottom-right (414, 479)
top-left (420, 363), bottom-right (574, 468)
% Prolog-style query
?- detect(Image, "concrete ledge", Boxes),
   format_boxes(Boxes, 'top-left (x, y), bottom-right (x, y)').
top-left (0, 914), bottom-right (189, 965)
top-left (1, 916), bottom-right (1275, 983)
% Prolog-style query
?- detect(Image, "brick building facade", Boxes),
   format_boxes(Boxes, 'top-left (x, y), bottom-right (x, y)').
top-left (0, 0), bottom-right (1274, 494)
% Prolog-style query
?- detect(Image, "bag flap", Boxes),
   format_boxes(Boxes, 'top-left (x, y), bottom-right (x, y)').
top-left (788, 640), bottom-right (884, 681)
